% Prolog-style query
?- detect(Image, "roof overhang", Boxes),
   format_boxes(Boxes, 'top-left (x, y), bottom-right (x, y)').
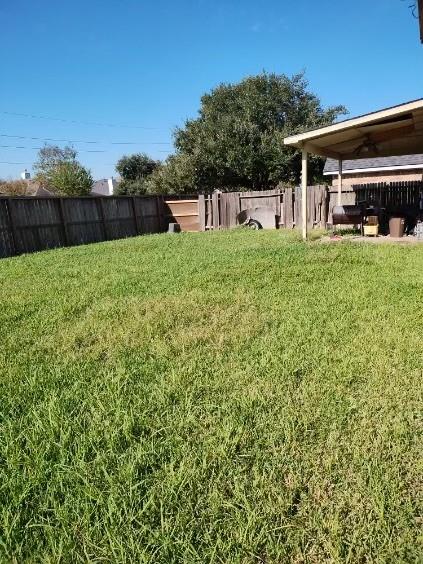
top-left (284, 98), bottom-right (423, 160)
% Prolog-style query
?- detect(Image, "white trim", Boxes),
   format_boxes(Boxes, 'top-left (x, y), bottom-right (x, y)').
top-left (323, 163), bottom-right (423, 176)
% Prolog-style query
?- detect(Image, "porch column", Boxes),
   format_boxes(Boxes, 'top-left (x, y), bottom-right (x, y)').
top-left (337, 158), bottom-right (343, 206)
top-left (301, 149), bottom-right (308, 240)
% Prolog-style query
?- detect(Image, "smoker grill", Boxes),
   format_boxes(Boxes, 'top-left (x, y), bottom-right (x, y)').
top-left (332, 203), bottom-right (388, 235)
top-left (332, 205), bottom-right (364, 225)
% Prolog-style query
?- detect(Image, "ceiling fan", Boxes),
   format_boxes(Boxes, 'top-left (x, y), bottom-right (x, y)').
top-left (353, 136), bottom-right (378, 157)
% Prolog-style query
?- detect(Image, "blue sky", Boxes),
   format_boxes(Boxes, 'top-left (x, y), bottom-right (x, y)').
top-left (1, 0), bottom-right (422, 180)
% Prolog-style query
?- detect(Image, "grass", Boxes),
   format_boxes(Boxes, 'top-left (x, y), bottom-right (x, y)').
top-left (0, 230), bottom-right (422, 563)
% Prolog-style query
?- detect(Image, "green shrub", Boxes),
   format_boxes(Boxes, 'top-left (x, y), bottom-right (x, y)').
top-left (49, 162), bottom-right (93, 196)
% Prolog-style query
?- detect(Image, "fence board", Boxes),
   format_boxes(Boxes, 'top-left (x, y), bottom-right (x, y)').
top-left (283, 187), bottom-right (293, 228)
top-left (0, 200), bottom-right (15, 257)
top-left (212, 193), bottom-right (220, 230)
top-left (198, 195), bottom-right (206, 231)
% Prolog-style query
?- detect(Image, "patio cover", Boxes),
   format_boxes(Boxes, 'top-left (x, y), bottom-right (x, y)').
top-left (283, 98), bottom-right (423, 238)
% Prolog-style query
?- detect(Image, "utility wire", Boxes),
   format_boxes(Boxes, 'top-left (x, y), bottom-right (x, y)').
top-left (0, 144), bottom-right (106, 153)
top-left (0, 144), bottom-right (171, 155)
top-left (0, 133), bottom-right (172, 146)
top-left (1, 111), bottom-right (167, 130)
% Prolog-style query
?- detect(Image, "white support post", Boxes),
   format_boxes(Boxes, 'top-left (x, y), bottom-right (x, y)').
top-left (301, 149), bottom-right (308, 240)
top-left (337, 158), bottom-right (343, 206)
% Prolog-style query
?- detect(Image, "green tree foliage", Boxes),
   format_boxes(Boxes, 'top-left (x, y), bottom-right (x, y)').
top-left (149, 72), bottom-right (346, 193)
top-left (115, 153), bottom-right (159, 195)
top-left (49, 161), bottom-right (93, 196)
top-left (33, 144), bottom-right (93, 196)
top-left (33, 145), bottom-right (77, 187)
top-left (147, 154), bottom-right (198, 194)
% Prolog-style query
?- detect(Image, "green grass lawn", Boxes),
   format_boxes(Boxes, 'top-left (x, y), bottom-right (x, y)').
top-left (0, 230), bottom-right (422, 563)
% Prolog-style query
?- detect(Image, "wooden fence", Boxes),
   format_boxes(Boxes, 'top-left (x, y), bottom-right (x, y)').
top-left (352, 181), bottom-right (423, 213)
top-left (198, 185), bottom-right (328, 231)
top-left (0, 186), bottom-right (331, 258)
top-left (0, 195), bottom-right (165, 258)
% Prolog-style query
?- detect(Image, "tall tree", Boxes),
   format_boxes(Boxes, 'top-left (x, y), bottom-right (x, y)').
top-left (33, 144), bottom-right (93, 196)
top-left (49, 162), bottom-right (93, 196)
top-left (149, 72), bottom-right (346, 193)
top-left (33, 145), bottom-right (77, 187)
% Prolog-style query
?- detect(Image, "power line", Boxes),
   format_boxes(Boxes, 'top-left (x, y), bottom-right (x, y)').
top-left (0, 160), bottom-right (27, 165)
top-left (1, 111), bottom-right (167, 130)
top-left (0, 144), bottom-right (171, 154)
top-left (0, 133), bottom-right (172, 146)
top-left (0, 144), bottom-right (106, 153)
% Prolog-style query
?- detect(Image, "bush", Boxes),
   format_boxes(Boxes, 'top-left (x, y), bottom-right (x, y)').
top-left (114, 179), bottom-right (149, 196)
top-left (146, 154), bottom-right (198, 194)
top-left (33, 145), bottom-right (77, 188)
top-left (0, 179), bottom-right (31, 196)
top-left (49, 162), bottom-right (93, 196)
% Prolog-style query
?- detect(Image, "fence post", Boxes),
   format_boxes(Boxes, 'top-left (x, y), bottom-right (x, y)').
top-left (294, 186), bottom-right (301, 230)
top-left (155, 196), bottom-right (164, 232)
top-left (58, 198), bottom-right (69, 246)
top-left (322, 186), bottom-right (328, 228)
top-left (212, 192), bottom-right (220, 230)
top-left (198, 195), bottom-right (206, 231)
top-left (5, 198), bottom-right (18, 256)
top-left (131, 196), bottom-right (142, 235)
top-left (284, 187), bottom-right (293, 229)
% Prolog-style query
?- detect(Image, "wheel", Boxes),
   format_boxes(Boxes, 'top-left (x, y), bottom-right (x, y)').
top-left (247, 219), bottom-right (262, 230)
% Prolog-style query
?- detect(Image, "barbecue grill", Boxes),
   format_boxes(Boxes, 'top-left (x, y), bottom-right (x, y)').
top-left (332, 205), bottom-right (364, 226)
top-left (331, 203), bottom-right (386, 235)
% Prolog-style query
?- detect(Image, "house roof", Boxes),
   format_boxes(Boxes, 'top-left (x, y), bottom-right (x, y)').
top-left (284, 98), bottom-right (423, 160)
top-left (34, 185), bottom-right (55, 197)
top-left (323, 153), bottom-right (423, 175)
top-left (91, 178), bottom-right (119, 196)
top-left (92, 179), bottom-right (110, 193)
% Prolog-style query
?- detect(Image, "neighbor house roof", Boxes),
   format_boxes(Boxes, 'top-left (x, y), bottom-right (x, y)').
top-left (92, 179), bottom-right (110, 195)
top-left (91, 178), bottom-right (119, 196)
top-left (323, 154), bottom-right (423, 175)
top-left (284, 98), bottom-right (423, 160)
top-left (34, 185), bottom-right (55, 197)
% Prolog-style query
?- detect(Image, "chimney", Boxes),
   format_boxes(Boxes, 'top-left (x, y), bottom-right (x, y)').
top-left (20, 169), bottom-right (31, 180)
top-left (107, 177), bottom-right (115, 195)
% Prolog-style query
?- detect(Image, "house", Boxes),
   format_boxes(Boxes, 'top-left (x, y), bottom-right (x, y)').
top-left (284, 98), bottom-right (423, 239)
top-left (91, 177), bottom-right (119, 196)
top-left (323, 154), bottom-right (423, 188)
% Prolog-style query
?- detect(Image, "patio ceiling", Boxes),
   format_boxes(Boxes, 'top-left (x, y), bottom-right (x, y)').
top-left (283, 98), bottom-right (423, 160)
